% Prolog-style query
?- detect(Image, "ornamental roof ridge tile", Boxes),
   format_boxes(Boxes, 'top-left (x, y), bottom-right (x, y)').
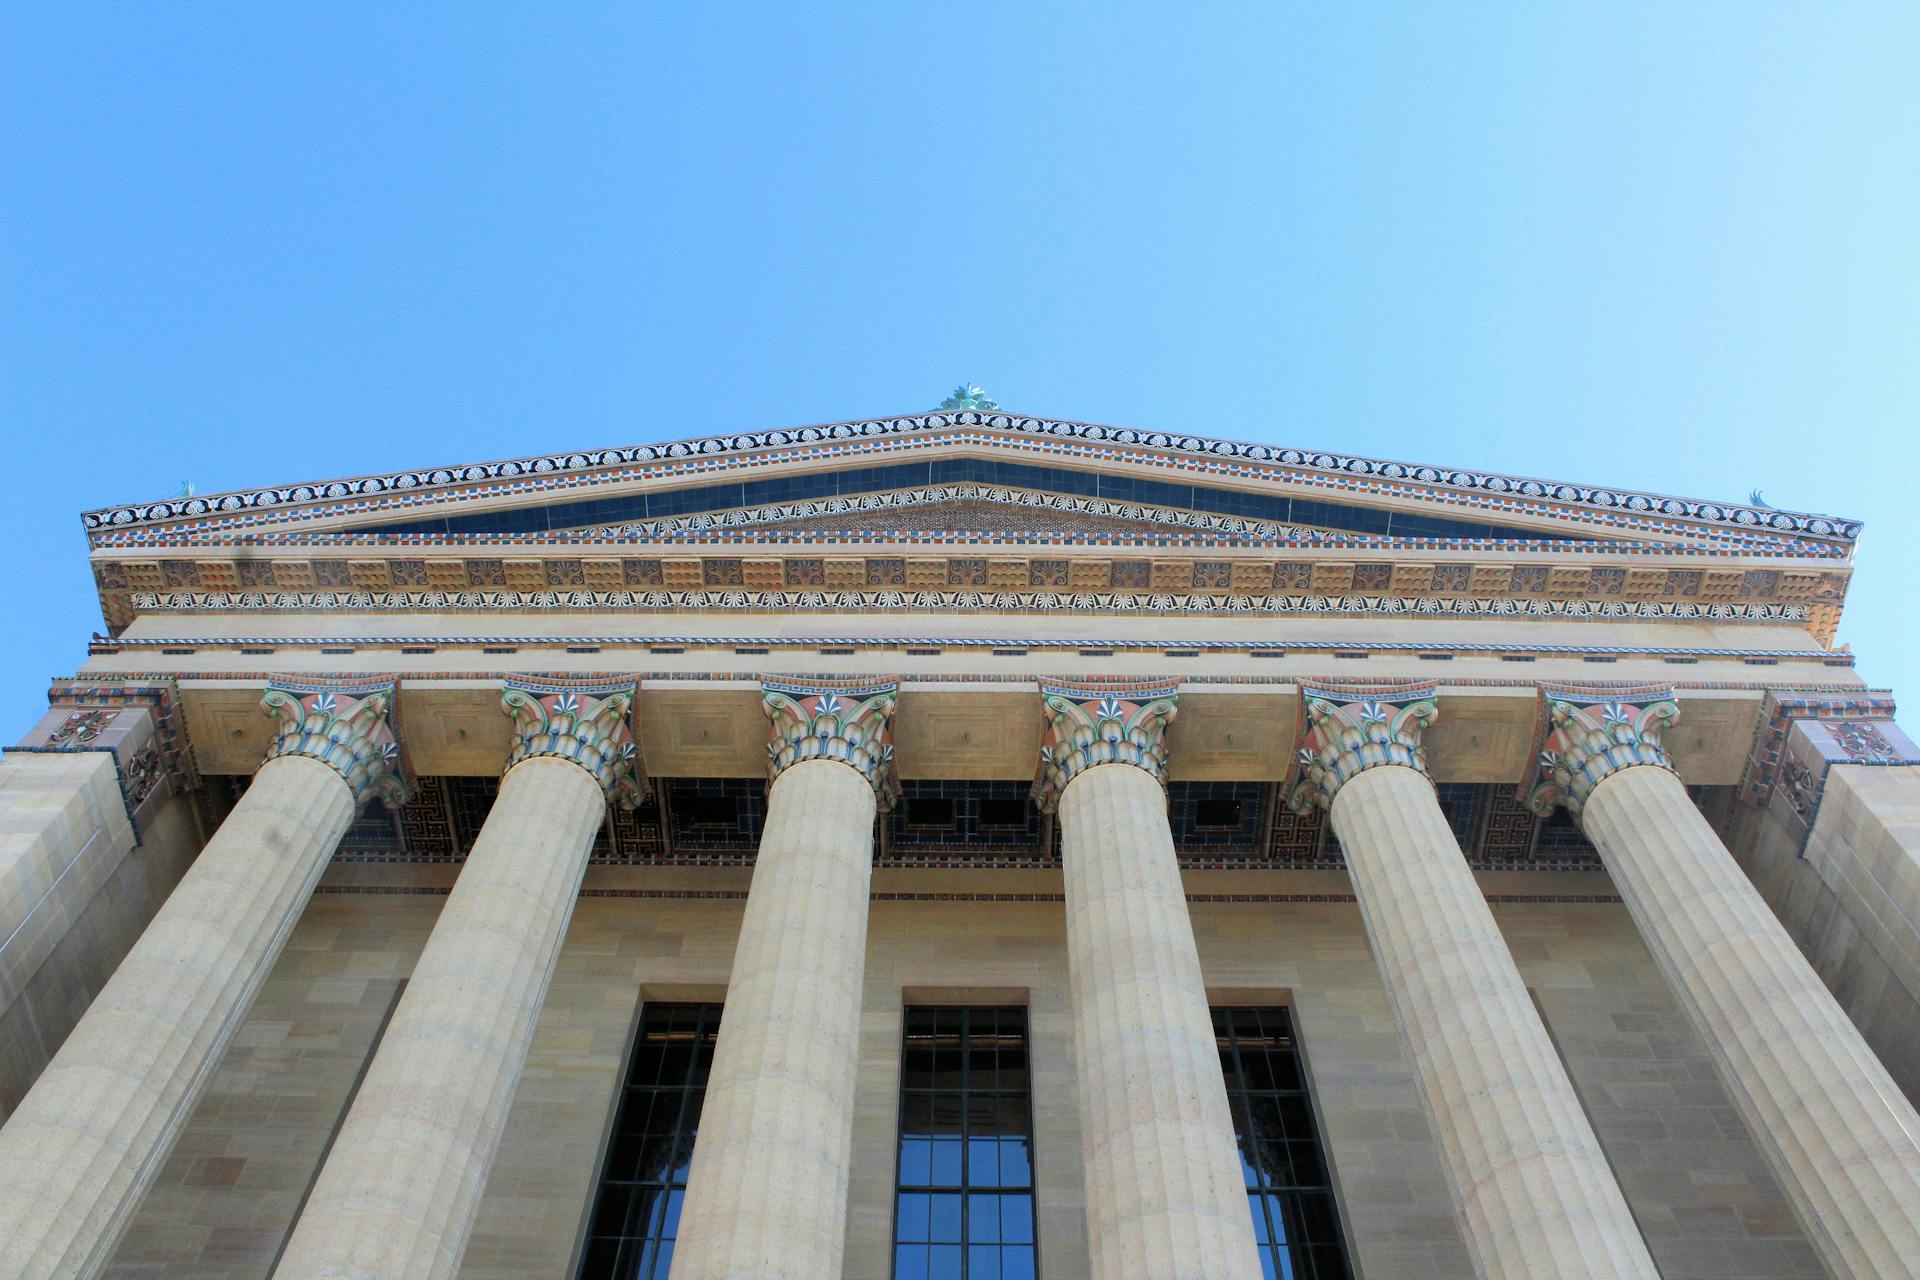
top-left (80, 407), bottom-right (1862, 544)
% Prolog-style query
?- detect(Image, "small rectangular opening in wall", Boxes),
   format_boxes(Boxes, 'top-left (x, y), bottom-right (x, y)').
top-left (1418, 653), bottom-right (1453, 661)
top-left (401, 647), bottom-right (435, 655)
top-left (734, 647), bottom-right (768, 656)
top-left (565, 646), bottom-right (600, 654)
top-left (650, 646), bottom-right (684, 655)
top-left (1332, 651), bottom-right (1367, 660)
top-left (1582, 655), bottom-right (1618, 663)
top-left (320, 647), bottom-right (354, 655)
top-left (905, 797), bottom-right (956, 829)
top-left (681, 796), bottom-right (739, 827)
top-left (1079, 648), bottom-right (1114, 657)
top-left (977, 796), bottom-right (1030, 828)
top-left (240, 647), bottom-right (275, 655)
top-left (482, 646), bottom-right (517, 655)
top-left (1251, 650), bottom-right (1286, 659)
top-left (1744, 658), bottom-right (1780, 666)
top-left (1501, 654), bottom-right (1536, 663)
top-left (1195, 798), bottom-right (1243, 828)
top-left (1664, 656), bottom-right (1698, 664)
top-left (906, 648), bottom-right (941, 656)
top-left (991, 648), bottom-right (1027, 657)
top-left (161, 648), bottom-right (195, 655)
top-left (818, 647), bottom-right (855, 655)
top-left (1164, 649), bottom-right (1200, 658)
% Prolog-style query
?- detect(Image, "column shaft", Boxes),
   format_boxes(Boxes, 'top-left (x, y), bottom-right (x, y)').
top-left (1331, 764), bottom-right (1656, 1279)
top-left (275, 756), bottom-right (604, 1279)
top-left (671, 758), bottom-right (877, 1280)
top-left (1060, 761), bottom-right (1262, 1280)
top-left (0, 753), bottom-right (354, 1280)
top-left (1583, 764), bottom-right (1920, 1278)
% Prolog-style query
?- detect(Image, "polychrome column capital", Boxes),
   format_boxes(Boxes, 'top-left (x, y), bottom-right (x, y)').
top-left (761, 678), bottom-right (900, 809)
top-left (1526, 684), bottom-right (1679, 818)
top-left (262, 679), bottom-right (410, 808)
top-left (1031, 679), bottom-right (1179, 815)
top-left (1287, 681), bottom-right (1438, 813)
top-left (502, 679), bottom-right (644, 808)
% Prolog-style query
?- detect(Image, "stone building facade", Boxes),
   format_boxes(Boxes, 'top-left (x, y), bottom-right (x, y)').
top-left (1, 402), bottom-right (1918, 1279)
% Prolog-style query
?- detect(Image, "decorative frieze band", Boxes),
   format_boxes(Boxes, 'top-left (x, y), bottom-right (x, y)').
top-left (262, 679), bottom-right (411, 808)
top-left (761, 679), bottom-right (901, 808)
top-left (1525, 685), bottom-right (1680, 817)
top-left (1288, 681), bottom-right (1439, 812)
top-left (1032, 680), bottom-right (1180, 813)
top-left (502, 679), bottom-right (644, 807)
top-left (118, 588), bottom-right (1817, 626)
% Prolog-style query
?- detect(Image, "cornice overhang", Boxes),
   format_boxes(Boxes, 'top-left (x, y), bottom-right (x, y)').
top-left (80, 409), bottom-right (1861, 552)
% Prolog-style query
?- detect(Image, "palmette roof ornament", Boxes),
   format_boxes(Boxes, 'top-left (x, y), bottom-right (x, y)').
top-left (261, 680), bottom-right (410, 808)
top-left (936, 384), bottom-right (999, 411)
top-left (1032, 680), bottom-right (1180, 814)
top-left (1288, 682), bottom-right (1439, 813)
top-left (502, 679), bottom-right (645, 807)
top-left (762, 679), bottom-right (901, 809)
top-left (1525, 684), bottom-right (1680, 817)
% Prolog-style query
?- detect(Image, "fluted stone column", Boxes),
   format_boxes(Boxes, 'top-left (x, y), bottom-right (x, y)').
top-left (277, 680), bottom-right (642, 1280)
top-left (1531, 685), bottom-right (1920, 1279)
top-left (670, 680), bottom-right (898, 1280)
top-left (1035, 681), bottom-right (1263, 1280)
top-left (0, 681), bottom-right (405, 1280)
top-left (1291, 683), bottom-right (1656, 1280)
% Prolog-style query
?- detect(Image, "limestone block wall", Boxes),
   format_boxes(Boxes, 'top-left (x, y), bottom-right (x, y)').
top-left (98, 865), bottom-right (1825, 1280)
top-left (0, 788), bottom-right (201, 1117)
top-left (1725, 771), bottom-right (1920, 1106)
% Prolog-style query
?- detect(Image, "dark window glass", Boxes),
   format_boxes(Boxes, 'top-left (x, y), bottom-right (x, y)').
top-left (1194, 798), bottom-right (1243, 829)
top-left (578, 1003), bottom-right (722, 1279)
top-left (906, 798), bottom-right (957, 829)
top-left (895, 1007), bottom-right (1038, 1280)
top-left (1216, 1006), bottom-right (1351, 1280)
top-left (680, 796), bottom-right (739, 828)
top-left (975, 797), bottom-right (1030, 829)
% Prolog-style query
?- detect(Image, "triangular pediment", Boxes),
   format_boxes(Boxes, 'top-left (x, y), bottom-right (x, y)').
top-left (82, 408), bottom-right (1858, 558)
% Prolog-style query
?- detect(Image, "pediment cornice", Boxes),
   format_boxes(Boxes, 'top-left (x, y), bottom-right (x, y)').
top-left (81, 409), bottom-right (1861, 551)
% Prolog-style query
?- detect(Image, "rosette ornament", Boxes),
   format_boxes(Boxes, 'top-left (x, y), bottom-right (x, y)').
top-left (761, 679), bottom-right (900, 808)
top-left (1526, 685), bottom-right (1679, 817)
top-left (261, 680), bottom-right (410, 807)
top-left (501, 679), bottom-right (644, 807)
top-left (1032, 680), bottom-right (1180, 813)
top-left (1287, 681), bottom-right (1439, 813)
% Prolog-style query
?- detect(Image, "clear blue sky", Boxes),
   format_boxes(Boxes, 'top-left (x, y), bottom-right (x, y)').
top-left (4, 6), bottom-right (1916, 740)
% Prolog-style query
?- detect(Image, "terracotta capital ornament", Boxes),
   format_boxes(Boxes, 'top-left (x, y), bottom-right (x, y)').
top-left (262, 679), bottom-right (410, 808)
top-left (1526, 684), bottom-right (1679, 817)
top-left (761, 678), bottom-right (900, 808)
top-left (1288, 681), bottom-right (1439, 813)
top-left (501, 679), bottom-right (644, 807)
top-left (1031, 680), bottom-right (1180, 814)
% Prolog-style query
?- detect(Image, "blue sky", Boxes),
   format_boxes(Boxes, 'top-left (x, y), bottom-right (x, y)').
top-left (3, 6), bottom-right (1915, 739)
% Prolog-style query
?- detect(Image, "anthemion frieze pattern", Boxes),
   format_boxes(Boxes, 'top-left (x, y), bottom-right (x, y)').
top-left (125, 588), bottom-right (1813, 623)
top-left (81, 411), bottom-right (1858, 544)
